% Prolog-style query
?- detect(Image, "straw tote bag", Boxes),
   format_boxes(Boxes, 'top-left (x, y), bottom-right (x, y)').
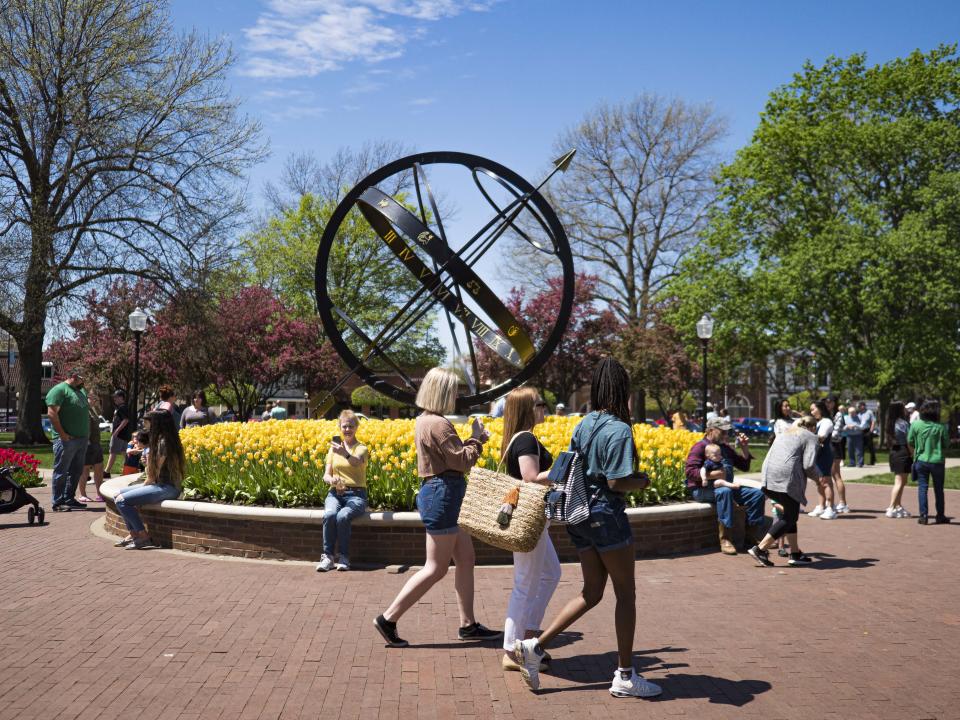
top-left (458, 432), bottom-right (548, 553)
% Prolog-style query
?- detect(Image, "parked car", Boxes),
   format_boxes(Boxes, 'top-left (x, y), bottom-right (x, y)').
top-left (41, 416), bottom-right (53, 439)
top-left (733, 417), bottom-right (774, 439)
top-left (98, 415), bottom-right (112, 433)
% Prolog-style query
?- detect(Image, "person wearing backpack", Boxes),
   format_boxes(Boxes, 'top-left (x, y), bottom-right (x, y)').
top-left (515, 357), bottom-right (661, 699)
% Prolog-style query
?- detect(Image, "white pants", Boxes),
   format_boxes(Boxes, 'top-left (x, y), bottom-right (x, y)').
top-left (503, 527), bottom-right (561, 652)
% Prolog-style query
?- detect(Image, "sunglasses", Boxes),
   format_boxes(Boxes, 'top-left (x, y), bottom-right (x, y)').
top-left (534, 401), bottom-right (548, 409)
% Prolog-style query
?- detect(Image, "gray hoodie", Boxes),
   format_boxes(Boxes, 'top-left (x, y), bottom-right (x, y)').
top-left (761, 429), bottom-right (819, 505)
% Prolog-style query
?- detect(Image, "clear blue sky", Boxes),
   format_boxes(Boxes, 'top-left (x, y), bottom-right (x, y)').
top-left (171, 0), bottom-right (960, 201)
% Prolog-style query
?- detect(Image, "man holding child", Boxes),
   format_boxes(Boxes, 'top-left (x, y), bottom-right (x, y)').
top-left (684, 417), bottom-right (766, 555)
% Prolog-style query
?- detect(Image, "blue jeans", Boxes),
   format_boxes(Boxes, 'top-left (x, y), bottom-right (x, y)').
top-left (694, 485), bottom-right (766, 528)
top-left (847, 434), bottom-right (864, 467)
top-left (914, 460), bottom-right (945, 518)
top-left (416, 472), bottom-right (466, 535)
top-left (115, 483), bottom-right (180, 533)
top-left (566, 490), bottom-right (633, 553)
top-left (51, 436), bottom-right (89, 506)
top-left (323, 488), bottom-right (367, 557)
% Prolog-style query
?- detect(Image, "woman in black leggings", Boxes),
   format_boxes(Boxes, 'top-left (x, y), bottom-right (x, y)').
top-left (748, 416), bottom-right (821, 568)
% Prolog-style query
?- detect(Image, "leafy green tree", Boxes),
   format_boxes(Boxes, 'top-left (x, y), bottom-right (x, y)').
top-left (0, 0), bottom-right (263, 443)
top-left (245, 193), bottom-right (443, 369)
top-left (669, 46), bottom-right (960, 416)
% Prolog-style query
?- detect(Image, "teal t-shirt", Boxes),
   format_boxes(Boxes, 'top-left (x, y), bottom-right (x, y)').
top-left (570, 411), bottom-right (636, 484)
top-left (908, 419), bottom-right (948, 464)
top-left (270, 405), bottom-right (288, 420)
top-left (44, 382), bottom-right (89, 438)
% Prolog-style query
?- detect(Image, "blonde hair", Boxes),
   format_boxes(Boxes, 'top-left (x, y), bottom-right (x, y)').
top-left (339, 409), bottom-right (359, 427)
top-left (795, 415), bottom-right (817, 432)
top-left (500, 387), bottom-right (539, 459)
top-left (704, 443), bottom-right (722, 458)
top-left (415, 367), bottom-right (459, 414)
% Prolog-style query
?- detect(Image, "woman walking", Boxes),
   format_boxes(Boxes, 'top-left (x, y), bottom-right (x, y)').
top-left (908, 400), bottom-right (950, 525)
top-left (884, 401), bottom-right (912, 518)
top-left (499, 388), bottom-right (560, 675)
top-left (317, 410), bottom-right (369, 572)
top-left (516, 357), bottom-right (661, 699)
top-left (748, 416), bottom-right (820, 567)
top-left (373, 368), bottom-right (501, 646)
top-left (113, 410), bottom-right (185, 549)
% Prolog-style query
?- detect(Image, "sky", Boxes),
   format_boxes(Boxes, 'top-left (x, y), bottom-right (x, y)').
top-left (166, 0), bottom-right (959, 363)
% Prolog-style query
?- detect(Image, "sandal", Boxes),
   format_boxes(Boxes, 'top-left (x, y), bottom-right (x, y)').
top-left (94, 495), bottom-right (105, 502)
top-left (78, 496), bottom-right (93, 503)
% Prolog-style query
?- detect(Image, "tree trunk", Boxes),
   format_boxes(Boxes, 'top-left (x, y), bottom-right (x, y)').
top-left (632, 388), bottom-right (646, 423)
top-left (14, 328), bottom-right (48, 445)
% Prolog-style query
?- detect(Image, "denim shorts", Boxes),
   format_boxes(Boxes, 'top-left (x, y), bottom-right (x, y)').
top-left (416, 472), bottom-right (466, 536)
top-left (815, 442), bottom-right (833, 477)
top-left (566, 491), bottom-right (633, 553)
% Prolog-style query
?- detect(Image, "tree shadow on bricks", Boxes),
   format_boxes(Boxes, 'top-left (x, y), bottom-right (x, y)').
top-left (656, 673), bottom-right (772, 706)
top-left (804, 553), bottom-right (879, 570)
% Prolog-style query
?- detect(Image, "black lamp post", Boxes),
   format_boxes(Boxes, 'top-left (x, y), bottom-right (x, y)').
top-left (128, 308), bottom-right (147, 425)
top-left (696, 313), bottom-right (714, 427)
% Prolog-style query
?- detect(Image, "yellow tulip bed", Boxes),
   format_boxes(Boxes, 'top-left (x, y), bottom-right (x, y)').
top-left (180, 417), bottom-right (700, 510)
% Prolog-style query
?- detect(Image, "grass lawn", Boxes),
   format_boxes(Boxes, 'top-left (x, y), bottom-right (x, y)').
top-left (1, 433), bottom-right (113, 471)
top-left (849, 466), bottom-right (960, 489)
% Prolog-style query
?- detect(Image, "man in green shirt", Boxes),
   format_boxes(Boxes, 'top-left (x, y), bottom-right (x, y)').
top-left (45, 368), bottom-right (90, 511)
top-left (907, 400), bottom-right (950, 525)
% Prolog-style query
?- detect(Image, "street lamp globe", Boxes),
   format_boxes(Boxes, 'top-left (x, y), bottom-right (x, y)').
top-left (696, 313), bottom-right (714, 340)
top-left (128, 308), bottom-right (148, 333)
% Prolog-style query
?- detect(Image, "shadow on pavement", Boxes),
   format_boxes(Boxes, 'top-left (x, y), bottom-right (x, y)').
top-left (806, 553), bottom-right (878, 570)
top-left (657, 672), bottom-right (772, 706)
top-left (541, 647), bottom-right (689, 690)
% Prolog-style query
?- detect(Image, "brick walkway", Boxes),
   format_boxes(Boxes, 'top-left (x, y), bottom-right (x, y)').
top-left (2, 482), bottom-right (958, 720)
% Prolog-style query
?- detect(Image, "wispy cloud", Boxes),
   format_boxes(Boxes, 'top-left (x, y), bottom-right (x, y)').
top-left (408, 97), bottom-right (436, 106)
top-left (241, 0), bottom-right (501, 79)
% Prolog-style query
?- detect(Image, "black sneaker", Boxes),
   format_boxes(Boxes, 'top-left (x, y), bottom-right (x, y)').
top-left (788, 552), bottom-right (813, 566)
top-left (458, 622), bottom-right (503, 642)
top-left (935, 515), bottom-right (950, 524)
top-left (52, 503), bottom-right (71, 512)
top-left (918, 515), bottom-right (929, 525)
top-left (747, 545), bottom-right (774, 567)
top-left (373, 615), bottom-right (408, 648)
top-left (65, 498), bottom-right (86, 509)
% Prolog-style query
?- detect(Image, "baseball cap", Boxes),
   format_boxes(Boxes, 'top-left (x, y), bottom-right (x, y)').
top-left (706, 417), bottom-right (732, 431)
top-left (905, 402), bottom-right (916, 410)
top-left (556, 403), bottom-right (565, 409)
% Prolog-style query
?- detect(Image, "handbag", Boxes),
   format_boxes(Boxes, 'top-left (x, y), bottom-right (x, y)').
top-left (458, 432), bottom-right (548, 553)
top-left (544, 416), bottom-right (610, 525)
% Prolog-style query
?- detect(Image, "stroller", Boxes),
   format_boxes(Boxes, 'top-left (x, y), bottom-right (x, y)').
top-left (0, 465), bottom-right (45, 525)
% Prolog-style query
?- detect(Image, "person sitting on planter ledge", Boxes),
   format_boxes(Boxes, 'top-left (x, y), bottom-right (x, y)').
top-left (684, 417), bottom-right (765, 555)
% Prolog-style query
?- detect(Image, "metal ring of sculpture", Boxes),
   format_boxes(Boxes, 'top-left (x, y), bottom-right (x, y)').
top-left (315, 150), bottom-right (575, 410)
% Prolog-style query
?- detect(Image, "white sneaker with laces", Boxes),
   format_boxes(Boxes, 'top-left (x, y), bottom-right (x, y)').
top-left (807, 505), bottom-right (824, 517)
top-left (514, 638), bottom-right (542, 691)
top-left (885, 507), bottom-right (898, 518)
top-left (335, 557), bottom-right (350, 571)
top-left (316, 554), bottom-right (335, 572)
top-left (609, 668), bottom-right (662, 698)
top-left (820, 506), bottom-right (838, 520)
top-left (835, 503), bottom-right (850, 514)
top-left (896, 506), bottom-right (911, 518)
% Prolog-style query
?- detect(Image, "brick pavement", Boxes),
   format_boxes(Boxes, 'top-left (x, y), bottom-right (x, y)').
top-left (1, 481), bottom-right (958, 720)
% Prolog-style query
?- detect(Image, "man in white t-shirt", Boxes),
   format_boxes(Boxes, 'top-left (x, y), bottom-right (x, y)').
top-left (906, 402), bottom-right (919, 424)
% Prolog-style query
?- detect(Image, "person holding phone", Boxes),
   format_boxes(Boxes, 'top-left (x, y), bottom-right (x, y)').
top-left (316, 410), bottom-right (369, 572)
top-left (373, 367), bottom-right (501, 647)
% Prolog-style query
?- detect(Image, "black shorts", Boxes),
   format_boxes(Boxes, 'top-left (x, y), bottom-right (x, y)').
top-left (84, 441), bottom-right (104, 466)
top-left (889, 446), bottom-right (912, 475)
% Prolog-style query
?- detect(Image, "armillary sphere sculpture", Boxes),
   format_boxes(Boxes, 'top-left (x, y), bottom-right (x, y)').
top-left (314, 150), bottom-right (576, 413)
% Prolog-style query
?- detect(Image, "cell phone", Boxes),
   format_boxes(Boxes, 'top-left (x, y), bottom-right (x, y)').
top-left (332, 435), bottom-right (341, 445)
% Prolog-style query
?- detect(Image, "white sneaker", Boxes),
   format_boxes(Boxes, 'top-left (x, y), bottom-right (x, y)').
top-left (807, 505), bottom-right (824, 517)
top-left (835, 503), bottom-right (850, 514)
top-left (896, 506), bottom-right (911, 518)
top-left (820, 507), bottom-right (838, 520)
top-left (315, 554), bottom-right (335, 572)
top-left (335, 557), bottom-right (350, 571)
top-left (885, 507), bottom-right (898, 518)
top-left (514, 638), bottom-right (542, 691)
top-left (609, 668), bottom-right (662, 698)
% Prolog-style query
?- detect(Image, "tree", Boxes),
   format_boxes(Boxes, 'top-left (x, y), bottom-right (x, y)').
top-left (147, 286), bottom-right (341, 421)
top-left (669, 46), bottom-right (960, 416)
top-left (0, 0), bottom-right (264, 443)
top-left (475, 274), bottom-right (621, 404)
top-left (45, 279), bottom-right (162, 404)
top-left (510, 95), bottom-right (727, 326)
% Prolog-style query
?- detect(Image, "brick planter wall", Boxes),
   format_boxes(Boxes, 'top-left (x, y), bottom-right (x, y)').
top-left (103, 498), bottom-right (720, 564)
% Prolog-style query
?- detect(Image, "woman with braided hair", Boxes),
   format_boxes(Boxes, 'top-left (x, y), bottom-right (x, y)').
top-left (516, 357), bottom-right (661, 699)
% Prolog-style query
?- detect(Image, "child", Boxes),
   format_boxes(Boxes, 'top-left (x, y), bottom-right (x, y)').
top-left (700, 444), bottom-right (739, 490)
top-left (122, 430), bottom-right (149, 476)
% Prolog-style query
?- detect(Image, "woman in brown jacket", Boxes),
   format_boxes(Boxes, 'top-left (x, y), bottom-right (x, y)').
top-left (374, 367), bottom-right (502, 647)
